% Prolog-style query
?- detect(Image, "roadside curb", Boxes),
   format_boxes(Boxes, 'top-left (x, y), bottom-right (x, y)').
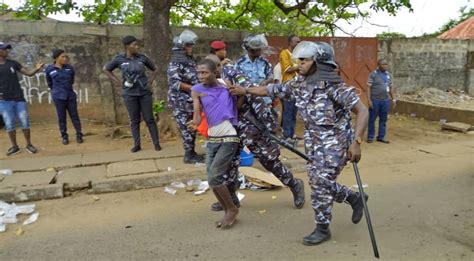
top-left (0, 159), bottom-right (307, 202)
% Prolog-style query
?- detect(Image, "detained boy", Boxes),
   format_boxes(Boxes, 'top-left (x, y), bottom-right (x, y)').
top-left (187, 59), bottom-right (241, 229)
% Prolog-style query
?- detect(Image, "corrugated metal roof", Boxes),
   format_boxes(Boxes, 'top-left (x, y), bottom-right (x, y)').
top-left (438, 16), bottom-right (474, 40)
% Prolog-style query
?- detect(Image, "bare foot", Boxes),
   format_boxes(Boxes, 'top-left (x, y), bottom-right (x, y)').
top-left (220, 207), bottom-right (239, 229)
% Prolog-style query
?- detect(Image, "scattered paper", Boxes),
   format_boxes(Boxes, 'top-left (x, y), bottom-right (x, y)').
top-left (164, 186), bottom-right (177, 195)
top-left (194, 181), bottom-right (210, 196)
top-left (351, 184), bottom-right (368, 189)
top-left (170, 182), bottom-right (186, 189)
top-left (23, 212), bottom-right (39, 225)
top-left (92, 195), bottom-right (100, 201)
top-left (237, 192), bottom-right (245, 202)
top-left (192, 198), bottom-right (203, 202)
top-left (258, 209), bottom-right (267, 214)
top-left (0, 169), bottom-right (13, 176)
top-left (272, 196), bottom-right (278, 200)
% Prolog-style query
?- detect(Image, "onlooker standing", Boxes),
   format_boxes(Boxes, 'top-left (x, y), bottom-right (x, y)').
top-left (279, 35), bottom-right (301, 141)
top-left (0, 41), bottom-right (44, 156)
top-left (104, 35), bottom-right (161, 153)
top-left (367, 59), bottom-right (396, 143)
top-left (45, 49), bottom-right (83, 145)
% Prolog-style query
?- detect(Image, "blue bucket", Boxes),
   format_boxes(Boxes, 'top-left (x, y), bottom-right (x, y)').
top-left (240, 150), bottom-right (254, 167)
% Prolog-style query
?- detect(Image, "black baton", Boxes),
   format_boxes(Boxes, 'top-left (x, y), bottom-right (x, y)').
top-left (352, 162), bottom-right (380, 258)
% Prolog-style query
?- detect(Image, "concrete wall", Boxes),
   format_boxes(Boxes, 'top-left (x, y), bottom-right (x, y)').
top-left (1, 20), bottom-right (245, 124)
top-left (379, 38), bottom-right (474, 95)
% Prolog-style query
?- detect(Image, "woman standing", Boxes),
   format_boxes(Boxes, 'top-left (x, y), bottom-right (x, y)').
top-left (103, 35), bottom-right (161, 153)
top-left (45, 49), bottom-right (83, 145)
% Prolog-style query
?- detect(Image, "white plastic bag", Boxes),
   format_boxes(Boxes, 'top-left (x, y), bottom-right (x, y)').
top-left (164, 186), bottom-right (177, 195)
top-left (23, 212), bottom-right (39, 225)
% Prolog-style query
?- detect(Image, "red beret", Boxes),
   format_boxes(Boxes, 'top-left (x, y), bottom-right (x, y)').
top-left (210, 41), bottom-right (226, 50)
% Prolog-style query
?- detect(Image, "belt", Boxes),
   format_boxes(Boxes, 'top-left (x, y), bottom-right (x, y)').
top-left (207, 136), bottom-right (240, 143)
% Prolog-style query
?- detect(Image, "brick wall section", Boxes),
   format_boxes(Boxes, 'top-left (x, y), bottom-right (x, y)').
top-left (379, 38), bottom-right (473, 94)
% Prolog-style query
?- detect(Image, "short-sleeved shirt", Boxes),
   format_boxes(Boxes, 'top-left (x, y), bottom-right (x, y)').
top-left (0, 59), bottom-right (25, 101)
top-left (367, 69), bottom-right (392, 100)
top-left (45, 64), bottom-right (76, 100)
top-left (104, 53), bottom-right (156, 96)
top-left (191, 83), bottom-right (238, 127)
top-left (235, 54), bottom-right (273, 85)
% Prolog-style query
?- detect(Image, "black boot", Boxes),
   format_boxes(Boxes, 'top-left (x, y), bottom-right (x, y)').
top-left (191, 150), bottom-right (205, 162)
top-left (211, 189), bottom-right (240, 211)
top-left (289, 178), bottom-right (305, 209)
top-left (183, 149), bottom-right (204, 164)
top-left (303, 224), bottom-right (331, 246)
top-left (346, 192), bottom-right (369, 224)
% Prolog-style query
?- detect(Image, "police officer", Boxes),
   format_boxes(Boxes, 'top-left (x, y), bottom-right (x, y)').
top-left (230, 41), bottom-right (369, 245)
top-left (205, 53), bottom-right (305, 212)
top-left (103, 35), bottom-right (161, 153)
top-left (45, 49), bottom-right (83, 145)
top-left (167, 30), bottom-right (204, 163)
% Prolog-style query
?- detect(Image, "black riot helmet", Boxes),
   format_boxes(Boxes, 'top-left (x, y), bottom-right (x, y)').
top-left (314, 42), bottom-right (337, 68)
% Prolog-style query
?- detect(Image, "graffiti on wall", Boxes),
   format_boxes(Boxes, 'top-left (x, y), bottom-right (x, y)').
top-left (19, 72), bottom-right (89, 104)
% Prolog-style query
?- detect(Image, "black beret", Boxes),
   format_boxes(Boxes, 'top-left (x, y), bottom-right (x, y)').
top-left (122, 35), bottom-right (138, 45)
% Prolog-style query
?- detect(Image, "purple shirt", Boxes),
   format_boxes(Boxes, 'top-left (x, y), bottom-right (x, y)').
top-left (191, 83), bottom-right (238, 127)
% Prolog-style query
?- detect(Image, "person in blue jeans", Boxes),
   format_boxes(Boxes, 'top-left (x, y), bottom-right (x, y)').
top-left (0, 41), bottom-right (44, 156)
top-left (367, 59), bottom-right (396, 143)
top-left (45, 49), bottom-right (83, 145)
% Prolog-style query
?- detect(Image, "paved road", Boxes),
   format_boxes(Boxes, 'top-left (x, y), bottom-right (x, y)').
top-left (1, 142), bottom-right (473, 260)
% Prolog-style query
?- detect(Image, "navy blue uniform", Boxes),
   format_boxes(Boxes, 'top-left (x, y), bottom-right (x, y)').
top-left (45, 64), bottom-right (82, 140)
top-left (105, 53), bottom-right (160, 149)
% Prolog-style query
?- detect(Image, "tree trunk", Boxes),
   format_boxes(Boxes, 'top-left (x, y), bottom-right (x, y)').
top-left (143, 0), bottom-right (179, 140)
top-left (143, 0), bottom-right (176, 101)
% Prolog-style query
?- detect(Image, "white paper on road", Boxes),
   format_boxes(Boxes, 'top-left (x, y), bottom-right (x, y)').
top-left (0, 223), bottom-right (6, 233)
top-left (351, 184), bottom-right (368, 189)
top-left (193, 181), bottom-right (209, 195)
top-left (164, 186), bottom-right (177, 195)
top-left (237, 192), bottom-right (245, 202)
top-left (23, 212), bottom-right (39, 225)
top-left (170, 182), bottom-right (186, 189)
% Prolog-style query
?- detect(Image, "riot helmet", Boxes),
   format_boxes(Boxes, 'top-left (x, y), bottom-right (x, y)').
top-left (173, 29), bottom-right (198, 48)
top-left (314, 41), bottom-right (337, 68)
top-left (291, 41), bottom-right (319, 60)
top-left (242, 34), bottom-right (268, 50)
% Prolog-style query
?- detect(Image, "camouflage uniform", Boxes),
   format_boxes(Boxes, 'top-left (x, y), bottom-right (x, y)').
top-left (267, 74), bottom-right (359, 224)
top-left (167, 57), bottom-right (198, 151)
top-left (222, 65), bottom-right (297, 188)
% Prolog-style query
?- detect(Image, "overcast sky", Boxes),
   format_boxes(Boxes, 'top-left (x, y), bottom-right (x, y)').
top-left (3, 0), bottom-right (473, 37)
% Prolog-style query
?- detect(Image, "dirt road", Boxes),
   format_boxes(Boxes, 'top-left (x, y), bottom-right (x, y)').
top-left (0, 116), bottom-right (473, 260)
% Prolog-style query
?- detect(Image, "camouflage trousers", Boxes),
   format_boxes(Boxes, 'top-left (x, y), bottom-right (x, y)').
top-left (307, 148), bottom-right (354, 224)
top-left (237, 120), bottom-right (297, 188)
top-left (172, 109), bottom-right (196, 151)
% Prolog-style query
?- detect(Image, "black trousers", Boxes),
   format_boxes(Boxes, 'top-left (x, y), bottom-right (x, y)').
top-left (53, 97), bottom-right (82, 139)
top-left (123, 94), bottom-right (160, 147)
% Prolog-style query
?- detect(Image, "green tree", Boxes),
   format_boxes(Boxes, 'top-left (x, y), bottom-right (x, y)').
top-left (376, 32), bottom-right (406, 40)
top-left (3, 0), bottom-right (412, 99)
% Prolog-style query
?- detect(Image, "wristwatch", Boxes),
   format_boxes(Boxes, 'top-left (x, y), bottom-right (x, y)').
top-left (355, 137), bottom-right (362, 145)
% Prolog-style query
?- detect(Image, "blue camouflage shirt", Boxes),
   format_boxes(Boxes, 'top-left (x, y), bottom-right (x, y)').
top-left (235, 54), bottom-right (273, 85)
top-left (268, 75), bottom-right (359, 164)
top-left (167, 60), bottom-right (198, 112)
